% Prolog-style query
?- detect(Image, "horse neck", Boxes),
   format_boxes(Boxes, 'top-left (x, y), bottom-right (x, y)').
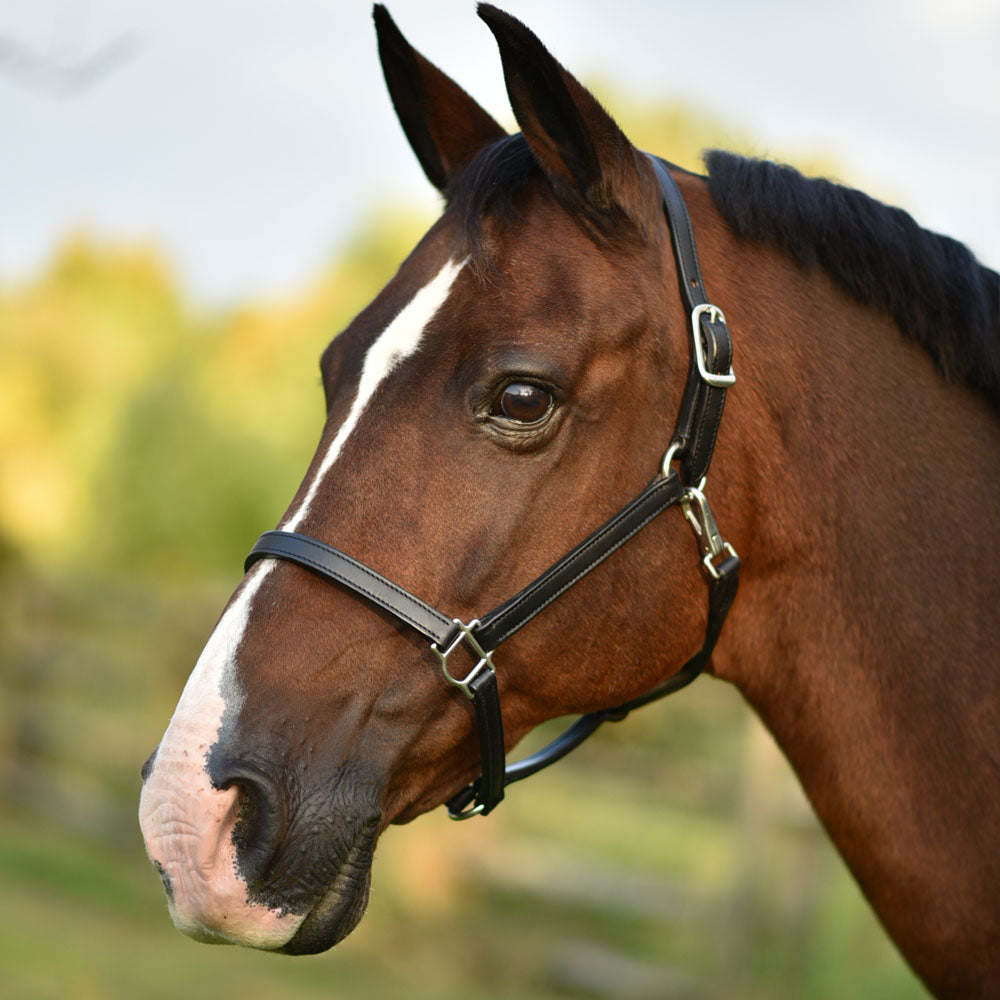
top-left (707, 239), bottom-right (1000, 993)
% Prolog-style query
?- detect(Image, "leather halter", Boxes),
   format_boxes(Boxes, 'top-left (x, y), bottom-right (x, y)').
top-left (245, 155), bottom-right (740, 819)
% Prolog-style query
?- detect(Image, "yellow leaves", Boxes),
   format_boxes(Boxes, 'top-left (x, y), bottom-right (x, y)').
top-left (0, 233), bottom-right (187, 562)
top-left (0, 445), bottom-right (78, 548)
top-left (0, 207), bottom-right (437, 575)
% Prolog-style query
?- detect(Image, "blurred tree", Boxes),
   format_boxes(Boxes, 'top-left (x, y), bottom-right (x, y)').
top-left (0, 237), bottom-right (180, 561)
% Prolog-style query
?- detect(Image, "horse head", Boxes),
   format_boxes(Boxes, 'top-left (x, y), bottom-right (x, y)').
top-left (139, 5), bottom-right (727, 954)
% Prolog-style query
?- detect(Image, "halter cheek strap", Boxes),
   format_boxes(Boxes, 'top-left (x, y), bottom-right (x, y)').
top-left (246, 472), bottom-right (688, 816)
top-left (244, 155), bottom-right (740, 820)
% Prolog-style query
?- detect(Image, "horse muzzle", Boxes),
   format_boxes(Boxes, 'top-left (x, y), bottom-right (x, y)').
top-left (139, 739), bottom-right (381, 952)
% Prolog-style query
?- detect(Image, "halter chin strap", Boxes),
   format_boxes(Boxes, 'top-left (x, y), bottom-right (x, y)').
top-left (244, 155), bottom-right (739, 820)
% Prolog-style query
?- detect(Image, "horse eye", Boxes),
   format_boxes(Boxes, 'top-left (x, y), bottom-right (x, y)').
top-left (494, 382), bottom-right (553, 423)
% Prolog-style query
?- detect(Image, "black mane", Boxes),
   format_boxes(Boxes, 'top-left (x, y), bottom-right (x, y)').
top-left (450, 138), bottom-right (1000, 409)
top-left (705, 150), bottom-right (1000, 409)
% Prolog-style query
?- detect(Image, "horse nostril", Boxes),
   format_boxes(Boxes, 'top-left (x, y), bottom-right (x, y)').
top-left (140, 747), bottom-right (158, 783)
top-left (213, 767), bottom-right (285, 886)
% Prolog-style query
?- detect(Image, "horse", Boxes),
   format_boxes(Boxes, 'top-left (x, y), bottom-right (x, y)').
top-left (138, 5), bottom-right (1000, 996)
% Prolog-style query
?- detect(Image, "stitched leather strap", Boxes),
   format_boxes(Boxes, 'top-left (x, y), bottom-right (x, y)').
top-left (652, 157), bottom-right (711, 306)
top-left (472, 546), bottom-right (741, 806)
top-left (446, 708), bottom-right (609, 816)
top-left (245, 473), bottom-right (685, 657)
top-left (649, 156), bottom-right (733, 485)
top-left (448, 471), bottom-right (686, 815)
top-left (460, 666), bottom-right (505, 816)
top-left (474, 472), bottom-right (685, 650)
top-left (246, 473), bottom-right (686, 819)
top-left (245, 530), bottom-right (457, 647)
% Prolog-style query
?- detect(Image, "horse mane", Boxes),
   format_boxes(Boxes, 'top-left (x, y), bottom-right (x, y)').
top-left (704, 150), bottom-right (1000, 409)
top-left (450, 137), bottom-right (1000, 409)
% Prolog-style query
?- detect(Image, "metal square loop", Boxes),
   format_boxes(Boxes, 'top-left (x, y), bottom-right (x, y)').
top-left (431, 618), bottom-right (496, 700)
top-left (703, 542), bottom-right (739, 580)
top-left (691, 303), bottom-right (736, 388)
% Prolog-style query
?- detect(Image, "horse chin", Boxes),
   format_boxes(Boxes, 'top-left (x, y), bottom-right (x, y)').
top-left (278, 866), bottom-right (373, 955)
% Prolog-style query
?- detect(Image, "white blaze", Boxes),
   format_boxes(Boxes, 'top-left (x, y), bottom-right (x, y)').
top-left (284, 256), bottom-right (465, 532)
top-left (138, 562), bottom-right (296, 947)
top-left (139, 258), bottom-right (464, 948)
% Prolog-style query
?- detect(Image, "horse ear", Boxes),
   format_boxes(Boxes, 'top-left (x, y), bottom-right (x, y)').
top-left (373, 5), bottom-right (507, 192)
top-left (477, 4), bottom-right (644, 221)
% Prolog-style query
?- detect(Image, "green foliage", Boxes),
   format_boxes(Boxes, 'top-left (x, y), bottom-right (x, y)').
top-left (0, 210), bottom-right (428, 576)
top-left (0, 237), bottom-right (181, 562)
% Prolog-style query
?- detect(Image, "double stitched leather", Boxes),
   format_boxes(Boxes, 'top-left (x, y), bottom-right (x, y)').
top-left (243, 154), bottom-right (740, 820)
top-left (247, 474), bottom-right (686, 817)
top-left (450, 550), bottom-right (739, 815)
top-left (466, 667), bottom-right (506, 812)
top-left (649, 157), bottom-right (733, 486)
top-left (246, 530), bottom-right (456, 646)
top-left (474, 473), bottom-right (685, 650)
top-left (448, 710), bottom-right (612, 816)
top-left (246, 473), bottom-right (684, 665)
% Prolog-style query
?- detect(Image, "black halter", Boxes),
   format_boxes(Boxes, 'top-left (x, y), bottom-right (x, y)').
top-left (245, 156), bottom-right (740, 819)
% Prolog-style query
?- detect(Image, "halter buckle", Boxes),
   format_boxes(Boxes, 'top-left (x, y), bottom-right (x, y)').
top-left (431, 619), bottom-right (496, 699)
top-left (681, 485), bottom-right (738, 579)
top-left (691, 304), bottom-right (736, 388)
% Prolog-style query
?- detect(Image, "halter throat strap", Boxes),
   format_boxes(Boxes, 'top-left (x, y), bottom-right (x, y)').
top-left (243, 155), bottom-right (739, 820)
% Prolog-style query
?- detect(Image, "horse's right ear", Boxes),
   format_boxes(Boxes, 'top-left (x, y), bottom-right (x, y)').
top-left (477, 5), bottom-right (645, 226)
top-left (374, 5), bottom-right (506, 192)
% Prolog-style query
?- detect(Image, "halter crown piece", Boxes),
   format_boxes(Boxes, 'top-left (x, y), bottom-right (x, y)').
top-left (245, 156), bottom-right (740, 819)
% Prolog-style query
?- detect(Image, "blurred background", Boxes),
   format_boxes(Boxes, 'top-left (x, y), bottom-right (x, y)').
top-left (3, 1), bottom-right (996, 996)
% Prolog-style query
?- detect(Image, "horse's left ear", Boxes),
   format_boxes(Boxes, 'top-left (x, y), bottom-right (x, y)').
top-left (478, 4), bottom-right (644, 223)
top-left (374, 4), bottom-right (507, 192)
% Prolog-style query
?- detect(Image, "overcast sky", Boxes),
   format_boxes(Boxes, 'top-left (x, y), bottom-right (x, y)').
top-left (2, 0), bottom-right (997, 304)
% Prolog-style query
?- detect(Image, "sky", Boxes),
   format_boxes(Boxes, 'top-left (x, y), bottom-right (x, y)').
top-left (1, 0), bottom-right (997, 305)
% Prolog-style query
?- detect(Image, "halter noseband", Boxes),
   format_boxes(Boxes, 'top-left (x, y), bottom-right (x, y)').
top-left (244, 156), bottom-right (740, 819)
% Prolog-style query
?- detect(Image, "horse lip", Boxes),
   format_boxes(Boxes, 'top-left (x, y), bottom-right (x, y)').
top-left (278, 858), bottom-right (374, 954)
top-left (274, 817), bottom-right (379, 955)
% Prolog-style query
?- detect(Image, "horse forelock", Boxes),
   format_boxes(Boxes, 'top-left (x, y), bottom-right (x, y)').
top-left (447, 134), bottom-right (647, 279)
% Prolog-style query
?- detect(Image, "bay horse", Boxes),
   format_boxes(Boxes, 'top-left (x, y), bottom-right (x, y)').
top-left (139, 5), bottom-right (1000, 996)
